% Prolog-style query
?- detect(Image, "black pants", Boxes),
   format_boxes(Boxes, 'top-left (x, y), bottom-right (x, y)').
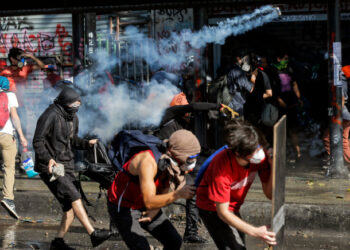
top-left (40, 171), bottom-right (81, 212)
top-left (199, 208), bottom-right (246, 250)
top-left (107, 202), bottom-right (182, 250)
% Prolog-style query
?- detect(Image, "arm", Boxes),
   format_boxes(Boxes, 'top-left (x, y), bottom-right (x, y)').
top-left (292, 80), bottom-right (301, 99)
top-left (263, 89), bottom-right (273, 99)
top-left (138, 153), bottom-right (195, 210)
top-left (9, 107), bottom-right (27, 147)
top-left (23, 53), bottom-right (45, 70)
top-left (71, 118), bottom-right (91, 150)
top-left (33, 112), bottom-right (55, 165)
top-left (216, 202), bottom-right (276, 245)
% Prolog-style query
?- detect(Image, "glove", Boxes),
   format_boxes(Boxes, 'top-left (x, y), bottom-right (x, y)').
top-left (50, 163), bottom-right (65, 182)
top-left (220, 104), bottom-right (239, 119)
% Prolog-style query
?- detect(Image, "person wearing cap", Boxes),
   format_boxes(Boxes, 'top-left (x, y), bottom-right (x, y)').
top-left (107, 129), bottom-right (201, 250)
top-left (33, 87), bottom-right (112, 249)
top-left (196, 119), bottom-right (276, 249)
top-left (0, 76), bottom-right (27, 220)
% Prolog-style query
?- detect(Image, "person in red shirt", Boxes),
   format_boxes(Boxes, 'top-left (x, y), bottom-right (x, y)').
top-left (107, 129), bottom-right (201, 250)
top-left (196, 119), bottom-right (276, 249)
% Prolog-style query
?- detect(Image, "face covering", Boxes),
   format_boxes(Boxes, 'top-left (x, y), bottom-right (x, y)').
top-left (273, 60), bottom-right (288, 71)
top-left (180, 161), bottom-right (197, 171)
top-left (64, 103), bottom-right (80, 114)
top-left (249, 148), bottom-right (266, 164)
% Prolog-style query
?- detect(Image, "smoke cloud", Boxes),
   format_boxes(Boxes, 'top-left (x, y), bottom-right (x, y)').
top-left (28, 5), bottom-right (280, 143)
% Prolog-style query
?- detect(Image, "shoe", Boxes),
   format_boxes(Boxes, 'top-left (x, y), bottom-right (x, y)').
top-left (50, 238), bottom-right (75, 250)
top-left (1, 199), bottom-right (19, 220)
top-left (183, 234), bottom-right (208, 244)
top-left (90, 228), bottom-right (112, 247)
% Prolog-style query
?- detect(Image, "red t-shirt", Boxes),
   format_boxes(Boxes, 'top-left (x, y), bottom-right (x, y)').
top-left (108, 150), bottom-right (169, 210)
top-left (1, 65), bottom-right (34, 106)
top-left (196, 148), bottom-right (271, 213)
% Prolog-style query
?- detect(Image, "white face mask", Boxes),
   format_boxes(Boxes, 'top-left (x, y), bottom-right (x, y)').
top-left (169, 157), bottom-right (197, 171)
top-left (249, 148), bottom-right (266, 164)
top-left (180, 161), bottom-right (197, 171)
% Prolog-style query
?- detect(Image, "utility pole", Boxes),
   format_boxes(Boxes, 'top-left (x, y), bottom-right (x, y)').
top-left (327, 0), bottom-right (349, 177)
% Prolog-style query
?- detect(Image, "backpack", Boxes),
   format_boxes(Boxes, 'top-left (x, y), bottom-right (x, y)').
top-left (0, 92), bottom-right (9, 128)
top-left (194, 145), bottom-right (228, 187)
top-left (108, 130), bottom-right (166, 174)
top-left (208, 75), bottom-right (233, 105)
top-left (261, 103), bottom-right (279, 127)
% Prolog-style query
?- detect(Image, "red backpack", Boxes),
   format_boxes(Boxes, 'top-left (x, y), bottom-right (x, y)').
top-left (0, 92), bottom-right (9, 128)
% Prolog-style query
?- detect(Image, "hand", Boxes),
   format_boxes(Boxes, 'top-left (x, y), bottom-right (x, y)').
top-left (48, 159), bottom-right (57, 174)
top-left (254, 225), bottom-right (277, 246)
top-left (20, 136), bottom-right (28, 148)
top-left (176, 184), bottom-right (196, 199)
top-left (138, 209), bottom-right (160, 223)
top-left (89, 139), bottom-right (98, 147)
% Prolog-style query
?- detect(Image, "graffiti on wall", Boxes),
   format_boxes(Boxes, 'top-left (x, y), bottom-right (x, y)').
top-left (155, 9), bottom-right (193, 40)
top-left (0, 16), bottom-right (72, 61)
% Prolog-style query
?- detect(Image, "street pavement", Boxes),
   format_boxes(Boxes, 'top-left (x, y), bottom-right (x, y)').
top-left (0, 152), bottom-right (349, 249)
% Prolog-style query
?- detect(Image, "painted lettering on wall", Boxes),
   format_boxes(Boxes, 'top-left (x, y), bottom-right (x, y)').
top-left (0, 16), bottom-right (72, 61)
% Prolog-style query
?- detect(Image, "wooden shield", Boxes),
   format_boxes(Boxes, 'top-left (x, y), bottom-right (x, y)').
top-left (270, 115), bottom-right (287, 250)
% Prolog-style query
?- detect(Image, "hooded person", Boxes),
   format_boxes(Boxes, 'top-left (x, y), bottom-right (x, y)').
top-left (33, 87), bottom-right (112, 249)
top-left (107, 129), bottom-right (201, 250)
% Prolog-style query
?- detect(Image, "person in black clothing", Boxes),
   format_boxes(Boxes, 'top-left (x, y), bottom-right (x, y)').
top-left (33, 87), bottom-right (112, 250)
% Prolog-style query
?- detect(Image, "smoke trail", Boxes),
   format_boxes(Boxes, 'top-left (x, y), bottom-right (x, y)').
top-left (123, 5), bottom-right (280, 70)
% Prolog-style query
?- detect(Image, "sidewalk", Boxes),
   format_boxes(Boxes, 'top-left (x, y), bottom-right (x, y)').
top-left (0, 154), bottom-right (349, 232)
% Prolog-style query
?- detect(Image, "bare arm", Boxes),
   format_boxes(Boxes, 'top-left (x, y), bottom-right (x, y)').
top-left (24, 53), bottom-right (45, 70)
top-left (292, 81), bottom-right (301, 99)
top-left (137, 153), bottom-right (195, 210)
top-left (216, 202), bottom-right (276, 245)
top-left (10, 107), bottom-right (27, 147)
top-left (263, 89), bottom-right (273, 99)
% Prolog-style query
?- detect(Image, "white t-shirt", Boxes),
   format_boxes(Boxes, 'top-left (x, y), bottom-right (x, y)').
top-left (0, 92), bottom-right (18, 135)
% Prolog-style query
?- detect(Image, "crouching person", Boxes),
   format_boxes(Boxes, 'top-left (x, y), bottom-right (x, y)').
top-left (33, 87), bottom-right (112, 250)
top-left (107, 129), bottom-right (201, 250)
top-left (196, 119), bottom-right (277, 249)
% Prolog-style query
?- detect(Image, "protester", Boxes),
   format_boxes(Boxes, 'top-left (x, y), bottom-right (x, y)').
top-left (196, 119), bottom-right (276, 249)
top-left (107, 129), bottom-right (201, 250)
top-left (322, 65), bottom-right (350, 171)
top-left (271, 52), bottom-right (303, 161)
top-left (244, 53), bottom-right (273, 127)
top-left (33, 87), bottom-right (111, 249)
top-left (0, 76), bottom-right (27, 220)
top-left (225, 51), bottom-right (257, 117)
top-left (0, 47), bottom-right (45, 141)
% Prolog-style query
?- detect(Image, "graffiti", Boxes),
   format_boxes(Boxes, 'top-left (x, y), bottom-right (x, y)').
top-left (157, 9), bottom-right (188, 22)
top-left (0, 17), bottom-right (34, 31)
top-left (0, 24), bottom-right (72, 59)
top-left (55, 24), bottom-right (72, 56)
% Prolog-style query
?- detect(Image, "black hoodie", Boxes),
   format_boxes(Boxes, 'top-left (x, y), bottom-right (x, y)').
top-left (33, 87), bottom-right (89, 173)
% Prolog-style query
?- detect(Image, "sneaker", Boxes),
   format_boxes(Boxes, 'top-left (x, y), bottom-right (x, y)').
top-left (90, 228), bottom-right (112, 247)
top-left (50, 238), bottom-right (75, 250)
top-left (1, 199), bottom-right (19, 220)
top-left (183, 234), bottom-right (208, 244)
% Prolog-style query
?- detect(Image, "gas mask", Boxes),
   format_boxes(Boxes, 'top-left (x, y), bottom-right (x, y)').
top-left (249, 148), bottom-right (266, 164)
top-left (240, 55), bottom-right (251, 72)
top-left (17, 57), bottom-right (25, 68)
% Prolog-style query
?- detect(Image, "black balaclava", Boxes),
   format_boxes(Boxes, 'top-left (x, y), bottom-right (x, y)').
top-left (54, 87), bottom-right (81, 119)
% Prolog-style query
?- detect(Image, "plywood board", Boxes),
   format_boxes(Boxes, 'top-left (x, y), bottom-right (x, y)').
top-left (270, 115), bottom-right (287, 250)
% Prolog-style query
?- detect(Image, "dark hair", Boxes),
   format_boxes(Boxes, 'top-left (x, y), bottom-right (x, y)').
top-left (224, 119), bottom-right (266, 157)
top-left (8, 48), bottom-right (24, 61)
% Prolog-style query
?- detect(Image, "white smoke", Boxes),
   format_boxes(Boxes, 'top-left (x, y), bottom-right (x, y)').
top-left (27, 5), bottom-right (280, 143)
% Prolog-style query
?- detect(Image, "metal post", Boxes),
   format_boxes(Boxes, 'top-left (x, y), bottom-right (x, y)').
top-left (72, 13), bottom-right (85, 77)
top-left (327, 0), bottom-right (349, 177)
